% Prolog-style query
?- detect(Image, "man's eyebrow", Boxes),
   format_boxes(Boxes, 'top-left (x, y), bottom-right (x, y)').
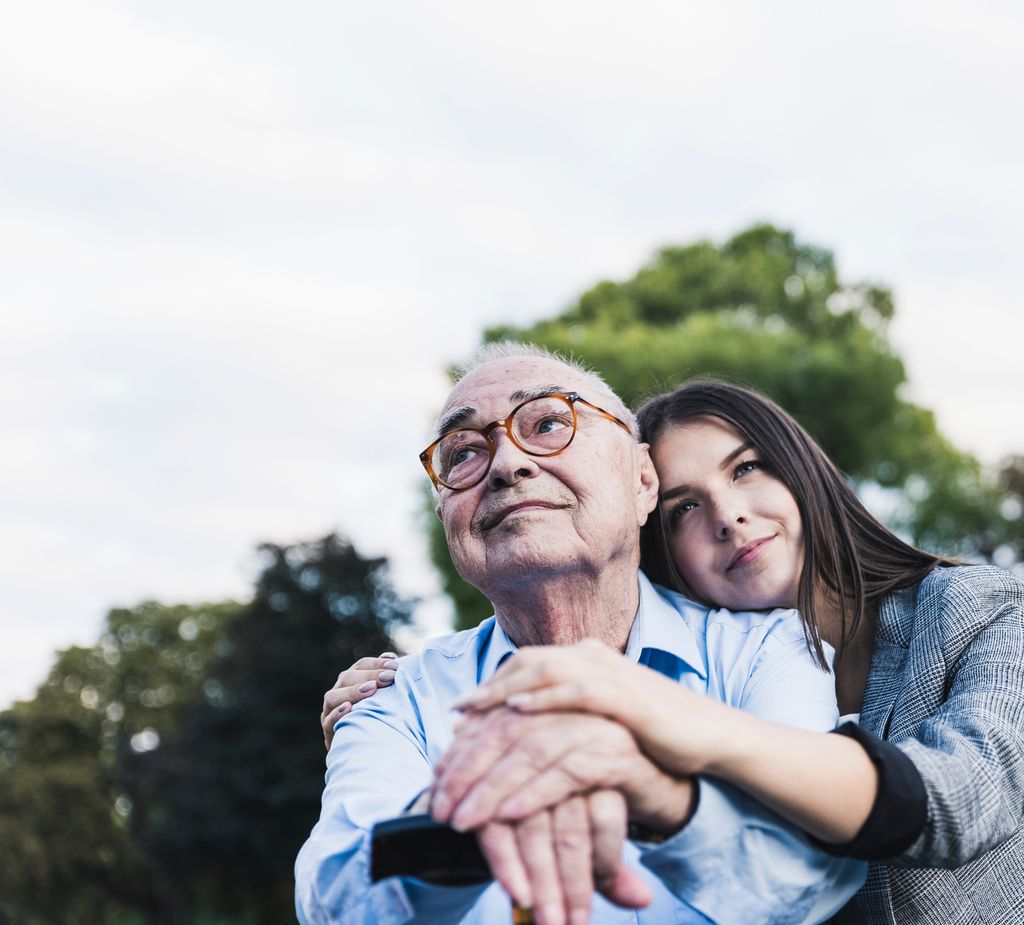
top-left (436, 386), bottom-right (567, 437)
top-left (659, 441), bottom-right (755, 502)
top-left (436, 405), bottom-right (475, 437)
top-left (509, 385), bottom-right (565, 403)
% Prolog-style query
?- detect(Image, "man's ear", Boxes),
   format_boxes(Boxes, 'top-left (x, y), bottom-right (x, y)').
top-left (635, 443), bottom-right (660, 525)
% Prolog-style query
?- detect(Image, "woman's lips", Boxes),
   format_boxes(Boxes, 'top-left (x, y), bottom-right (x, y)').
top-left (726, 536), bottom-right (774, 571)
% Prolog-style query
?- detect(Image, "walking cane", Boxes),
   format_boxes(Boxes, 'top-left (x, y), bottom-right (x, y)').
top-left (371, 813), bottom-right (535, 924)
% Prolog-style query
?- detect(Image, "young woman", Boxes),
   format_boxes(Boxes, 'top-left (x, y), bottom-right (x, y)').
top-left (322, 380), bottom-right (1024, 924)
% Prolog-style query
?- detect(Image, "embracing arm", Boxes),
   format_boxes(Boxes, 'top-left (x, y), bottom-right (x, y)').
top-left (320, 652), bottom-right (400, 749)
top-left (453, 628), bottom-right (866, 924)
top-left (458, 638), bottom-right (879, 844)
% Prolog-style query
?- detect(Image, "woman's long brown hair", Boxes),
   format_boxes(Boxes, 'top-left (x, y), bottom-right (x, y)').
top-left (637, 380), bottom-right (946, 668)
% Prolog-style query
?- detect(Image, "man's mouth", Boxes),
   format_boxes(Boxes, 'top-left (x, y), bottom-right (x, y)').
top-left (726, 536), bottom-right (775, 571)
top-left (480, 501), bottom-right (563, 530)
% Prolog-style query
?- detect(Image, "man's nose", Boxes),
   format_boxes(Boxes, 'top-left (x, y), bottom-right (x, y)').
top-left (486, 429), bottom-right (538, 489)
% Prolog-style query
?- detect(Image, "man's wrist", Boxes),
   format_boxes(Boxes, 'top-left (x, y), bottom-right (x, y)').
top-left (627, 776), bottom-right (698, 838)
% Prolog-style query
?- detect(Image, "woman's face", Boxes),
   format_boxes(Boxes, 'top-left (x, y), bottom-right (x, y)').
top-left (651, 416), bottom-right (803, 613)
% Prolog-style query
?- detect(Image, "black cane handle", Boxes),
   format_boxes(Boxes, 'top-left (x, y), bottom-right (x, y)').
top-left (370, 813), bottom-right (535, 923)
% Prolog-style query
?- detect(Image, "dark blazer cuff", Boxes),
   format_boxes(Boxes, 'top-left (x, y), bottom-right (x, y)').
top-left (810, 722), bottom-right (928, 860)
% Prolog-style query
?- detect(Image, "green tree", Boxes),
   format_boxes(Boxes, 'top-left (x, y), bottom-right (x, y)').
top-left (0, 659), bottom-right (132, 925)
top-left (128, 534), bottom-right (410, 924)
top-left (0, 533), bottom-right (410, 925)
top-left (431, 224), bottom-right (1021, 630)
top-left (0, 601), bottom-right (240, 925)
top-left (995, 455), bottom-right (1024, 566)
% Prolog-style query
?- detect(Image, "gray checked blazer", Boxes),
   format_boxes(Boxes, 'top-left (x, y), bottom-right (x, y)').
top-left (851, 565), bottom-right (1024, 924)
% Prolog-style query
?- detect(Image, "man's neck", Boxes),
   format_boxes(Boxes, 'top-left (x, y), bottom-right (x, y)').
top-left (488, 556), bottom-right (641, 652)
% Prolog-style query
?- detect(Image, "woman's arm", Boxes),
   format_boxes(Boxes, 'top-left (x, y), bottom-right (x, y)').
top-left (454, 639), bottom-right (880, 845)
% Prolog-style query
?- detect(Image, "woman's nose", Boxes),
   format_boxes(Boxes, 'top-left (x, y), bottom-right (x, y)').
top-left (712, 498), bottom-right (747, 539)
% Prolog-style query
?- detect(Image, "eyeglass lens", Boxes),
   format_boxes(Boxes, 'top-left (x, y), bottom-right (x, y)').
top-left (431, 395), bottom-right (576, 489)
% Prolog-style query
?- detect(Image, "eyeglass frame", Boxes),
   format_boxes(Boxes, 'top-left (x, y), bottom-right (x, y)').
top-left (419, 390), bottom-right (634, 491)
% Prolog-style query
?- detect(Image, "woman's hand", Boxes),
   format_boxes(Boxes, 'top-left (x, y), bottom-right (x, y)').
top-left (320, 652), bottom-right (400, 749)
top-left (433, 704), bottom-right (696, 836)
top-left (454, 641), bottom-right (882, 847)
top-left (451, 639), bottom-right (731, 779)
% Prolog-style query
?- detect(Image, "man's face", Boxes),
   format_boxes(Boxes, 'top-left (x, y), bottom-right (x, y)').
top-left (434, 357), bottom-right (658, 600)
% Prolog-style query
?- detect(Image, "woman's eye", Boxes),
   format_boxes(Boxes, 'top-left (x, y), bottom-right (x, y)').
top-left (666, 500), bottom-right (697, 528)
top-left (734, 459), bottom-right (762, 478)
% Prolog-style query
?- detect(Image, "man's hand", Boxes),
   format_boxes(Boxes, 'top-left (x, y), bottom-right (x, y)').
top-left (477, 791), bottom-right (653, 925)
top-left (431, 708), bottom-right (693, 924)
top-left (432, 707), bottom-right (696, 839)
top-left (320, 653), bottom-right (399, 749)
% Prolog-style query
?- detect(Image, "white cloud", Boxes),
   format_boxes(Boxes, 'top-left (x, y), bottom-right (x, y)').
top-left (1, 0), bottom-right (1022, 706)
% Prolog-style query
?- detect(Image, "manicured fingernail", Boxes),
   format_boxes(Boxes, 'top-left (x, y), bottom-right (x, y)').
top-left (506, 692), bottom-right (533, 709)
top-left (378, 670), bottom-right (396, 683)
top-left (381, 659), bottom-right (399, 670)
top-left (336, 702), bottom-right (351, 715)
top-left (451, 690), bottom-right (481, 710)
top-left (379, 652), bottom-right (397, 660)
top-left (358, 681), bottom-right (375, 693)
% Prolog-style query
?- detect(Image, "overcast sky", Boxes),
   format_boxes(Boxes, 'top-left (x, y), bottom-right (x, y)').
top-left (2, 0), bottom-right (1022, 708)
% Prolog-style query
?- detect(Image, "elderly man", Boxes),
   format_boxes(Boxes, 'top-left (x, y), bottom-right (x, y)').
top-left (296, 344), bottom-right (863, 925)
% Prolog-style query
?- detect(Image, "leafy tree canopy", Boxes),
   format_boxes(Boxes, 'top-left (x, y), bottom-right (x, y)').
top-left (0, 534), bottom-right (409, 925)
top-left (431, 224), bottom-right (1021, 630)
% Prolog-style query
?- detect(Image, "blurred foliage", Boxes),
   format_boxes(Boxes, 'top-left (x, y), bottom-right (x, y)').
top-left (996, 455), bottom-right (1024, 566)
top-left (0, 534), bottom-right (409, 925)
top-left (429, 224), bottom-right (1022, 630)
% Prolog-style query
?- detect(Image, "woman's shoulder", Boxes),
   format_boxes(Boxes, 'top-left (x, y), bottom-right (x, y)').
top-left (916, 563), bottom-right (1024, 612)
top-left (883, 564), bottom-right (1024, 644)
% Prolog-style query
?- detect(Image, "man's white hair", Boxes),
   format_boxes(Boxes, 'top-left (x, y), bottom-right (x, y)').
top-left (449, 341), bottom-right (638, 437)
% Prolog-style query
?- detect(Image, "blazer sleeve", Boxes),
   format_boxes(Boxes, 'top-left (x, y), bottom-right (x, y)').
top-left (891, 569), bottom-right (1024, 869)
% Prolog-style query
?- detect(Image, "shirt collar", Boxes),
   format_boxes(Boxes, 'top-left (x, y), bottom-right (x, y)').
top-left (477, 617), bottom-right (518, 684)
top-left (479, 570), bottom-right (708, 683)
top-left (626, 572), bottom-right (708, 680)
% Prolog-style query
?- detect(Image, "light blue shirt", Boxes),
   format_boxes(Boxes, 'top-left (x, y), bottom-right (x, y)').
top-left (295, 572), bottom-right (865, 924)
